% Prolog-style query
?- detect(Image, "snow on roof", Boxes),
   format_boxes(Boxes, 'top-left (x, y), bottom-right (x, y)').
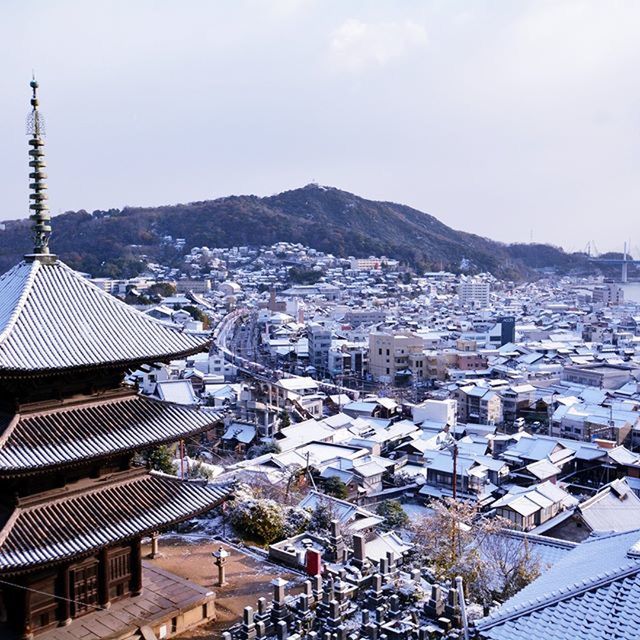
top-left (365, 531), bottom-right (413, 563)
top-left (0, 259), bottom-right (208, 373)
top-left (578, 479), bottom-right (640, 533)
top-left (155, 380), bottom-right (198, 405)
top-left (222, 423), bottom-right (256, 444)
top-left (276, 376), bottom-right (319, 391)
top-left (297, 490), bottom-right (380, 525)
top-left (476, 529), bottom-right (640, 639)
top-left (525, 459), bottom-right (561, 480)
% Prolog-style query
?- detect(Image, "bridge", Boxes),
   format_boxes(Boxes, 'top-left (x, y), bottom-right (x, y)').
top-left (587, 242), bottom-right (639, 283)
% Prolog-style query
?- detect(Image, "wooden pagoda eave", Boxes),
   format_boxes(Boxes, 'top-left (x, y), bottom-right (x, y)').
top-left (0, 340), bottom-right (212, 382)
top-left (0, 392), bottom-right (223, 478)
top-left (0, 470), bottom-right (235, 576)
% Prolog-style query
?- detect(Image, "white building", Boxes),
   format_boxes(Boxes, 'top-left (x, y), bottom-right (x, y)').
top-left (412, 399), bottom-right (457, 427)
top-left (458, 278), bottom-right (490, 307)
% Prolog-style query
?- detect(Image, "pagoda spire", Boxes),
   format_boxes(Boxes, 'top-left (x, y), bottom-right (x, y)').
top-left (26, 75), bottom-right (52, 256)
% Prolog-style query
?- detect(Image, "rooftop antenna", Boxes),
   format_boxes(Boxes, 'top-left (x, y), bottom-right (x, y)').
top-left (26, 74), bottom-right (52, 257)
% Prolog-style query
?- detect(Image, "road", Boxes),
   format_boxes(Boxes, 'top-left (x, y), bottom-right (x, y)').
top-left (211, 309), bottom-right (359, 400)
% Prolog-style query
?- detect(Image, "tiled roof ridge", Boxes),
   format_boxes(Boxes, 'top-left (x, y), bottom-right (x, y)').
top-left (0, 258), bottom-right (212, 374)
top-left (578, 483), bottom-right (618, 511)
top-left (0, 399), bottom-right (222, 474)
top-left (0, 508), bottom-right (22, 549)
top-left (0, 260), bottom-right (38, 344)
top-left (476, 562), bottom-right (640, 631)
top-left (498, 528), bottom-right (579, 549)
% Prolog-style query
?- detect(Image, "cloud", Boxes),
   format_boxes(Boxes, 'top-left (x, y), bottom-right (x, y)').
top-left (329, 19), bottom-right (427, 72)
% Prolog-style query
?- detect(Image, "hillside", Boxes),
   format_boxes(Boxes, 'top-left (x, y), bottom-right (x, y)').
top-left (0, 184), bottom-right (590, 278)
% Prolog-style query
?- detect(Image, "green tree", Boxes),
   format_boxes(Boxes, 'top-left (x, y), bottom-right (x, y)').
top-left (323, 477), bottom-right (349, 499)
top-left (182, 305), bottom-right (210, 329)
top-left (229, 499), bottom-right (285, 545)
top-left (309, 502), bottom-right (335, 532)
top-left (148, 282), bottom-right (176, 298)
top-left (376, 500), bottom-right (409, 530)
top-left (147, 445), bottom-right (176, 474)
top-left (288, 267), bottom-right (322, 285)
top-left (279, 410), bottom-right (291, 429)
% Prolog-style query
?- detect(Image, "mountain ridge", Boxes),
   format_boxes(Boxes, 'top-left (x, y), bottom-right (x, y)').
top-left (0, 184), bottom-right (591, 279)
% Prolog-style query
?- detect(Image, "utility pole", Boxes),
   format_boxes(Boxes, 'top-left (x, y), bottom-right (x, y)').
top-left (180, 439), bottom-right (186, 480)
top-left (451, 440), bottom-right (458, 501)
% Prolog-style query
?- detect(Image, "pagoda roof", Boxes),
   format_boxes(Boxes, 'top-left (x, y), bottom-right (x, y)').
top-left (0, 469), bottom-right (232, 572)
top-left (0, 390), bottom-right (222, 475)
top-left (0, 258), bottom-right (209, 376)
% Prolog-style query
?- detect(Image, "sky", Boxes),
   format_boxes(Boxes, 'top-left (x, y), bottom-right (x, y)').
top-left (1, 0), bottom-right (639, 254)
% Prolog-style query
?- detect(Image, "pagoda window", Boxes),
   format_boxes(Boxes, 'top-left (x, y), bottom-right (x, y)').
top-left (108, 546), bottom-right (132, 601)
top-left (70, 557), bottom-right (99, 617)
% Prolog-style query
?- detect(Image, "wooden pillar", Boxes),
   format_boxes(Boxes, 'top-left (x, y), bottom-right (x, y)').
top-left (131, 539), bottom-right (143, 596)
top-left (60, 566), bottom-right (72, 625)
top-left (99, 548), bottom-right (110, 609)
top-left (21, 585), bottom-right (33, 640)
top-left (149, 532), bottom-right (159, 559)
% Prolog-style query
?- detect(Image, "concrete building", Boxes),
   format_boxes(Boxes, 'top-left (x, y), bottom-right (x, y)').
top-left (368, 331), bottom-right (424, 381)
top-left (593, 283), bottom-right (624, 305)
top-left (341, 309), bottom-right (386, 327)
top-left (307, 323), bottom-right (332, 374)
top-left (561, 364), bottom-right (632, 390)
top-left (458, 278), bottom-right (490, 307)
top-left (412, 399), bottom-right (457, 426)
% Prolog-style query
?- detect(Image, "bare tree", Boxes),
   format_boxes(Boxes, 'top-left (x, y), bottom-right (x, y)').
top-left (412, 498), bottom-right (541, 605)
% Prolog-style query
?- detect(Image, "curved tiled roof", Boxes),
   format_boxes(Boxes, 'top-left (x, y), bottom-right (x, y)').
top-left (0, 259), bottom-right (209, 374)
top-left (475, 528), bottom-right (640, 640)
top-left (0, 470), bottom-right (233, 571)
top-left (0, 392), bottom-right (222, 474)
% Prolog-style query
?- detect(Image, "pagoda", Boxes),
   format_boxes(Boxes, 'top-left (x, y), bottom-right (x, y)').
top-left (0, 80), bottom-right (232, 638)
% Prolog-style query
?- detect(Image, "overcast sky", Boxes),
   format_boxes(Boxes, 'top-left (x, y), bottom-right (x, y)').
top-left (1, 0), bottom-right (639, 253)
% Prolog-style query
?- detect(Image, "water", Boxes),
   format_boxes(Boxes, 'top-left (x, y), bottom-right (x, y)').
top-left (621, 283), bottom-right (640, 303)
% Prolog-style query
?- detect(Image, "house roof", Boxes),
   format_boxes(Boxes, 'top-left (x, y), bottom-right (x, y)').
top-left (222, 423), bottom-right (257, 444)
top-left (525, 459), bottom-right (561, 481)
top-left (155, 379), bottom-right (198, 405)
top-left (0, 259), bottom-right (208, 375)
top-left (297, 490), bottom-right (382, 527)
top-left (0, 391), bottom-right (221, 475)
top-left (365, 531), bottom-right (413, 563)
top-left (0, 469), bottom-right (232, 572)
top-left (578, 479), bottom-right (640, 533)
top-left (475, 529), bottom-right (640, 640)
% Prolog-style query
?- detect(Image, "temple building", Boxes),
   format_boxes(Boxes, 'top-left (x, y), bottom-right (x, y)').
top-left (0, 80), bottom-right (232, 639)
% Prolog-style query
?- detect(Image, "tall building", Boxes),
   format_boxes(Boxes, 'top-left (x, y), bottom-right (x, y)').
top-left (368, 331), bottom-right (425, 381)
top-left (0, 80), bottom-right (232, 639)
top-left (458, 278), bottom-right (490, 307)
top-left (307, 323), bottom-right (332, 374)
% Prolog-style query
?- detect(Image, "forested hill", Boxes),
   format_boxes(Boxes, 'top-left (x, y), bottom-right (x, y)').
top-left (0, 184), bottom-right (590, 278)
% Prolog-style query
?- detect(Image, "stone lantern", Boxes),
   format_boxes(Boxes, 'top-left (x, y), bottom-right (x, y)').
top-left (212, 546), bottom-right (231, 586)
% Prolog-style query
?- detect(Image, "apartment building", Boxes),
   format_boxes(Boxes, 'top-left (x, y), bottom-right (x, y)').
top-left (458, 278), bottom-right (491, 307)
top-left (368, 331), bottom-right (425, 381)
